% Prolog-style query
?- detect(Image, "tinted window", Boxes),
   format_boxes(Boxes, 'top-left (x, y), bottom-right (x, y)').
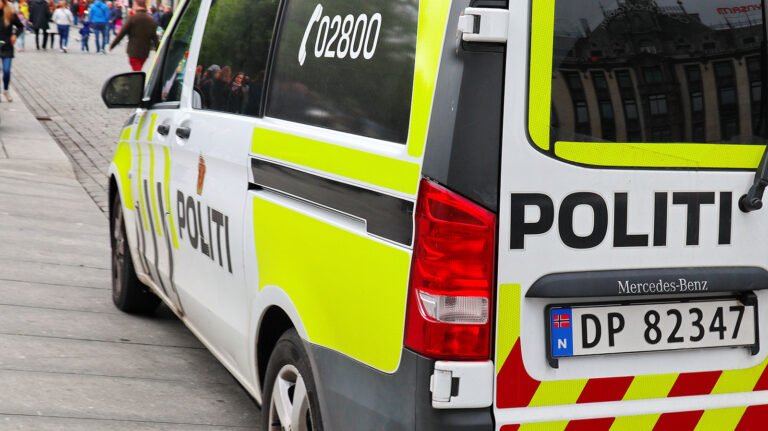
top-left (194, 0), bottom-right (280, 115)
top-left (266, 0), bottom-right (418, 143)
top-left (157, 0), bottom-right (202, 104)
top-left (549, 0), bottom-right (766, 145)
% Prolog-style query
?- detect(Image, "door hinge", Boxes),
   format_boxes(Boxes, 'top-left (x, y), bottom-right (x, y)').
top-left (457, 8), bottom-right (509, 43)
top-left (429, 361), bottom-right (493, 409)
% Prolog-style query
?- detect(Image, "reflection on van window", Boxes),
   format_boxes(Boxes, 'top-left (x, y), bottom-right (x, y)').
top-left (267, 0), bottom-right (418, 144)
top-left (158, 0), bottom-right (202, 104)
top-left (550, 0), bottom-right (766, 146)
top-left (194, 0), bottom-right (280, 116)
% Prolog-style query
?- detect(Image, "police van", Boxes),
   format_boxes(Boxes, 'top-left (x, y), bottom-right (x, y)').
top-left (102, 0), bottom-right (768, 429)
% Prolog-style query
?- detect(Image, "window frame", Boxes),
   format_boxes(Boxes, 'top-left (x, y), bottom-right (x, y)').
top-left (144, 0), bottom-right (205, 110)
top-left (527, 0), bottom-right (767, 170)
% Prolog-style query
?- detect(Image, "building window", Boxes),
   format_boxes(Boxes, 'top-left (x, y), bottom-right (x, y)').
top-left (616, 70), bottom-right (634, 90)
top-left (575, 101), bottom-right (589, 125)
top-left (643, 66), bottom-right (664, 84)
top-left (714, 60), bottom-right (740, 140)
top-left (691, 92), bottom-right (704, 113)
top-left (624, 99), bottom-right (639, 120)
top-left (649, 95), bottom-right (668, 116)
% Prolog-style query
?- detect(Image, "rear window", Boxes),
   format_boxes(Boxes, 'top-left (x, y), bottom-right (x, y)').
top-left (266, 0), bottom-right (418, 144)
top-left (529, 0), bottom-right (768, 169)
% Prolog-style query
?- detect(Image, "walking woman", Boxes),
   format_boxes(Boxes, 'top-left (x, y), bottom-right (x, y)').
top-left (0, 0), bottom-right (23, 102)
top-left (51, 1), bottom-right (71, 52)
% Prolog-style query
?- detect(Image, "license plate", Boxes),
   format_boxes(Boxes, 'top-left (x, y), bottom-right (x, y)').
top-left (549, 298), bottom-right (757, 358)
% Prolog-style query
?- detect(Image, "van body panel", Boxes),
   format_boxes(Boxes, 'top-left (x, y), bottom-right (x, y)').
top-left (495, 0), bottom-right (768, 426)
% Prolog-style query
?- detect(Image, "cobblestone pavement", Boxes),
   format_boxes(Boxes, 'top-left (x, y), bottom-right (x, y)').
top-left (12, 41), bottom-right (142, 213)
top-left (4, 39), bottom-right (261, 430)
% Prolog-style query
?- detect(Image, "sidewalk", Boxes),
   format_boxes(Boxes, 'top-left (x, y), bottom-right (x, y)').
top-left (0, 89), bottom-right (258, 429)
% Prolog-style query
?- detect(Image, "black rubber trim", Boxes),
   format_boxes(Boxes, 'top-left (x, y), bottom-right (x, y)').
top-left (307, 344), bottom-right (493, 431)
top-left (250, 158), bottom-right (415, 247)
top-left (527, 267), bottom-right (768, 298)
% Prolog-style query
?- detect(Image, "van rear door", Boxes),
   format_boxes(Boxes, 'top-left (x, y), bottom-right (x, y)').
top-left (495, 0), bottom-right (768, 428)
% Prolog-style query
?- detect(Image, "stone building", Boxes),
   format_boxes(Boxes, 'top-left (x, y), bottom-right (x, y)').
top-left (551, 0), bottom-right (764, 145)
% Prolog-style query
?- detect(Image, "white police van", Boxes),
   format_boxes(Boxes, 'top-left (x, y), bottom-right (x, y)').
top-left (102, 0), bottom-right (768, 429)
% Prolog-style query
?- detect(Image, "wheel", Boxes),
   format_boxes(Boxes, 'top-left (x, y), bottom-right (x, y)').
top-left (111, 194), bottom-right (160, 314)
top-left (262, 329), bottom-right (324, 431)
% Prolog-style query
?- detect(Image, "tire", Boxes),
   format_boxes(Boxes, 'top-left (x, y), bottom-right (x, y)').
top-left (111, 194), bottom-right (160, 314)
top-left (261, 329), bottom-right (324, 431)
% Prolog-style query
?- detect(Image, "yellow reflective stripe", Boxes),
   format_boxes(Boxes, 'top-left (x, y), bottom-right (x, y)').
top-left (695, 407), bottom-right (747, 430)
top-left (120, 126), bottom-right (132, 141)
top-left (406, 0), bottom-right (451, 158)
top-left (527, 379), bottom-right (588, 407)
top-left (711, 359), bottom-right (768, 395)
top-left (135, 114), bottom-right (146, 140)
top-left (495, 284), bottom-right (521, 374)
top-left (555, 142), bottom-right (764, 169)
top-left (164, 146), bottom-right (179, 249)
top-left (252, 196), bottom-right (410, 372)
top-left (622, 373), bottom-right (678, 401)
top-left (519, 420), bottom-right (569, 431)
top-left (610, 413), bottom-right (660, 431)
top-left (114, 141), bottom-right (133, 211)
top-left (528, 0), bottom-right (555, 151)
top-left (147, 114), bottom-right (157, 142)
top-left (136, 143), bottom-right (150, 229)
top-left (148, 144), bottom-right (163, 237)
top-left (251, 128), bottom-right (421, 195)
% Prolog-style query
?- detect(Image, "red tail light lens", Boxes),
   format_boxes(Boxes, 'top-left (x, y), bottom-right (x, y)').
top-left (405, 179), bottom-right (497, 360)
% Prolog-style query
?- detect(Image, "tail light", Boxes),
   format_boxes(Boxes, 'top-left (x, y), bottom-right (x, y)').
top-left (405, 179), bottom-right (497, 360)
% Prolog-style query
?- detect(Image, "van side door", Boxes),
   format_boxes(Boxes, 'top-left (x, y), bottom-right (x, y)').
top-left (178, 0), bottom-right (281, 372)
top-left (136, 0), bottom-right (205, 315)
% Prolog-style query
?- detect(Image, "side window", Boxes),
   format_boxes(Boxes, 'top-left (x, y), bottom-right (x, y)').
top-left (266, 0), bottom-right (419, 144)
top-left (194, 0), bottom-right (281, 115)
top-left (155, 0), bottom-right (203, 105)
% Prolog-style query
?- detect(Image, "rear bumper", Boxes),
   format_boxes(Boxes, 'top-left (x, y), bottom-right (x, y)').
top-left (307, 343), bottom-right (494, 431)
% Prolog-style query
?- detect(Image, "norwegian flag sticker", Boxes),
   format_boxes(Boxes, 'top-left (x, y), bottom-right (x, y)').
top-left (550, 308), bottom-right (574, 357)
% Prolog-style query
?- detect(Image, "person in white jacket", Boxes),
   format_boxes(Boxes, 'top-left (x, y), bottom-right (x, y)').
top-left (51, 1), bottom-right (72, 52)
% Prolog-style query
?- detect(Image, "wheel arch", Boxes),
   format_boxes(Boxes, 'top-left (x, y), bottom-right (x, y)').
top-left (252, 286), bottom-right (310, 399)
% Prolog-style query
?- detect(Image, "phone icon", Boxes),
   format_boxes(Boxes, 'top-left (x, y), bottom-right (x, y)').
top-left (299, 4), bottom-right (324, 66)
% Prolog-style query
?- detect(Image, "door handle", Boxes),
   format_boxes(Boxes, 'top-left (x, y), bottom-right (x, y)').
top-left (176, 126), bottom-right (192, 139)
top-left (157, 124), bottom-right (170, 136)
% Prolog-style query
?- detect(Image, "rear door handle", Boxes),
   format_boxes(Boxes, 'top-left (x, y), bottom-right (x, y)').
top-left (157, 124), bottom-right (170, 136)
top-left (176, 126), bottom-right (192, 139)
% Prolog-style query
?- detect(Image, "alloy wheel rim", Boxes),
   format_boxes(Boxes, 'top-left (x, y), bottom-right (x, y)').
top-left (268, 364), bottom-right (313, 431)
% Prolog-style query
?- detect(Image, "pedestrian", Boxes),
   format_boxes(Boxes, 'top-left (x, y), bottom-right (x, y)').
top-left (77, 0), bottom-right (83, 22)
top-left (79, 18), bottom-right (89, 51)
top-left (0, 0), bottom-right (24, 102)
top-left (12, 0), bottom-right (27, 51)
top-left (149, 5), bottom-right (158, 24)
top-left (51, 0), bottom-right (70, 52)
top-left (87, 0), bottom-right (107, 53)
top-left (108, 0), bottom-right (156, 71)
top-left (107, 0), bottom-right (119, 35)
top-left (44, 0), bottom-right (55, 48)
top-left (113, 2), bottom-right (122, 32)
top-left (69, 0), bottom-right (77, 25)
top-left (27, 0), bottom-right (46, 49)
top-left (158, 4), bottom-right (170, 30)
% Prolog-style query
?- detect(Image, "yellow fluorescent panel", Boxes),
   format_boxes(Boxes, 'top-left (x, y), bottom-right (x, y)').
top-left (113, 141), bottom-right (133, 211)
top-left (252, 197), bottom-right (411, 372)
top-left (251, 128), bottom-right (421, 195)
